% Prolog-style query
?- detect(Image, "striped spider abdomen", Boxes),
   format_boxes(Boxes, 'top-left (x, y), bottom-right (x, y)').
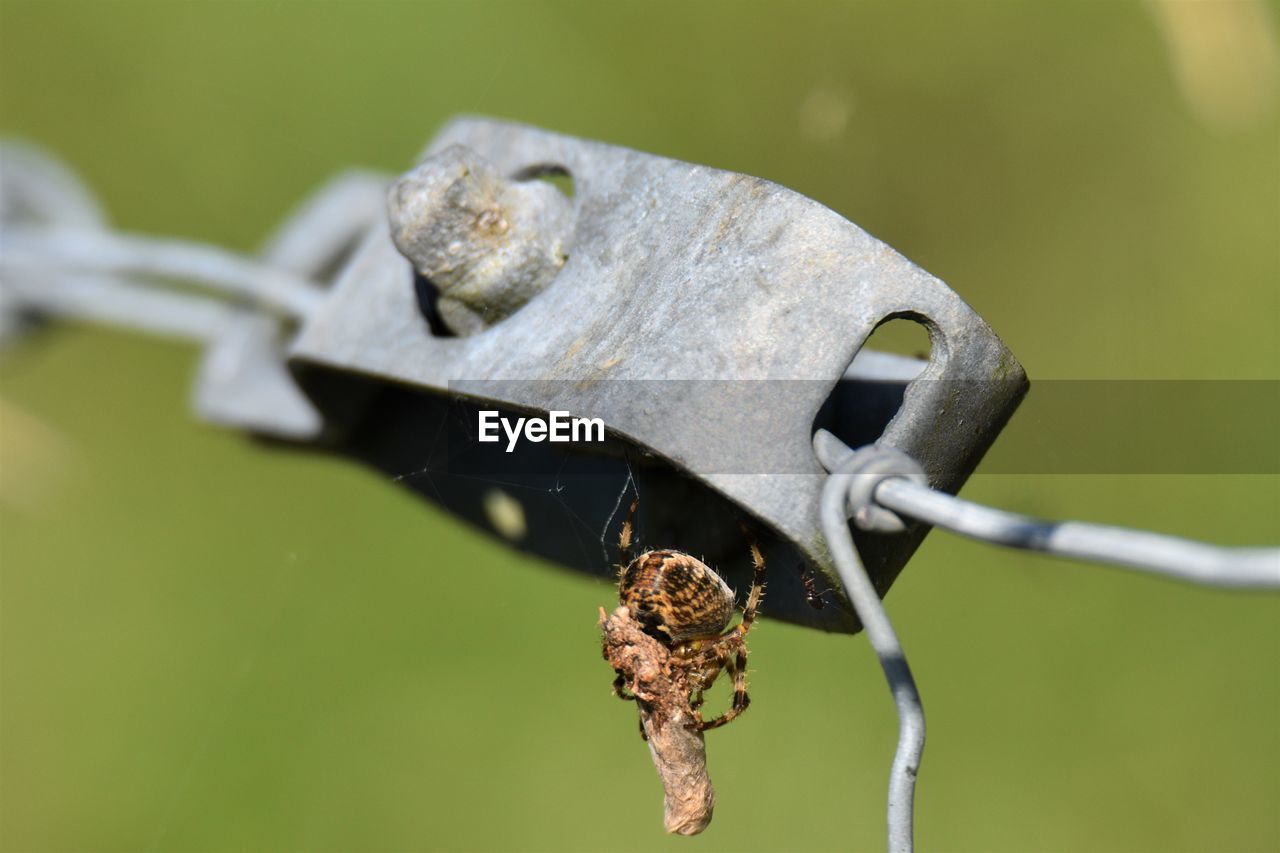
top-left (618, 550), bottom-right (736, 645)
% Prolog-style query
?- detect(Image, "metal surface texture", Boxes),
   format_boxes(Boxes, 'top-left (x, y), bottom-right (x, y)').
top-left (289, 117), bottom-right (1029, 631)
top-left (2, 120), bottom-right (1030, 632)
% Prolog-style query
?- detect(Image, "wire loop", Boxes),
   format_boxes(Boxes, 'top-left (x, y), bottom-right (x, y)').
top-left (836, 444), bottom-right (929, 534)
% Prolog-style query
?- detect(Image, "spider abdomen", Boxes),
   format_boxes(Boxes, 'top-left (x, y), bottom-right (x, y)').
top-left (619, 550), bottom-right (736, 644)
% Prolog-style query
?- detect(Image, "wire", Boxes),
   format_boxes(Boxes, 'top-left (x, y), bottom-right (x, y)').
top-left (1, 226), bottom-right (326, 320)
top-left (817, 433), bottom-right (1280, 853)
top-left (876, 472), bottom-right (1280, 588)
top-left (820, 455), bottom-right (925, 853)
top-left (2, 270), bottom-right (235, 342)
top-left (814, 429), bottom-right (1280, 589)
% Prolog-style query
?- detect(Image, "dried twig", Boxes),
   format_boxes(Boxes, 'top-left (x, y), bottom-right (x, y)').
top-left (599, 605), bottom-right (715, 835)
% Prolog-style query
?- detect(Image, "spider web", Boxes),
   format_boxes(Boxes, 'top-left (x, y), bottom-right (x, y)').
top-left (356, 387), bottom-right (849, 632)
top-left (372, 391), bottom-right (642, 581)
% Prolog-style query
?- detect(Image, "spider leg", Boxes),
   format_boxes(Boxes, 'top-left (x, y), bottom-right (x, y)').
top-left (611, 673), bottom-right (650, 740)
top-left (617, 497), bottom-right (639, 571)
top-left (738, 528), bottom-right (767, 633)
top-left (612, 673), bottom-right (636, 701)
top-left (718, 528), bottom-right (768, 645)
top-left (698, 648), bottom-right (751, 731)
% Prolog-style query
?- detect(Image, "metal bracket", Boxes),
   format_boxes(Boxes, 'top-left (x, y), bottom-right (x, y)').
top-left (285, 117), bottom-right (1028, 632)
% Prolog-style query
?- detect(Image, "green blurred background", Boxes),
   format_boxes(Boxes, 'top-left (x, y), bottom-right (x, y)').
top-left (2, 2), bottom-right (1278, 851)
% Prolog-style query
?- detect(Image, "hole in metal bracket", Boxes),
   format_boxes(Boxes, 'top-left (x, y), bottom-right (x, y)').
top-left (812, 316), bottom-right (933, 453)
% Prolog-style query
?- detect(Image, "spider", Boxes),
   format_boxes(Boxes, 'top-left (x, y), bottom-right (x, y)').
top-left (609, 498), bottom-right (767, 733)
